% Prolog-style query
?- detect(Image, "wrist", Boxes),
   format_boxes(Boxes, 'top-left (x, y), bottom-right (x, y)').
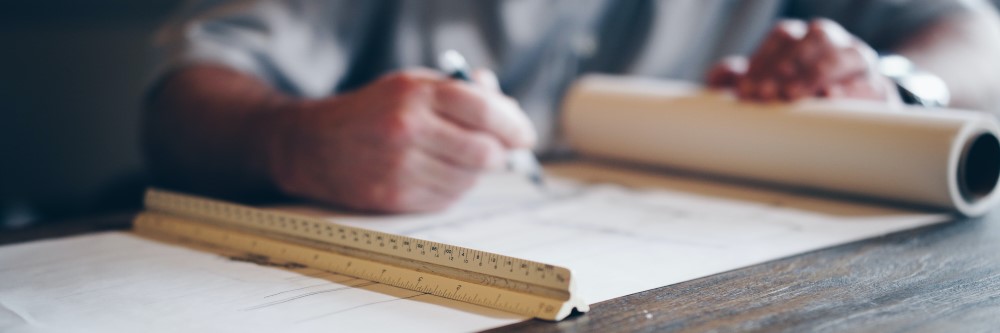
top-left (256, 96), bottom-right (313, 198)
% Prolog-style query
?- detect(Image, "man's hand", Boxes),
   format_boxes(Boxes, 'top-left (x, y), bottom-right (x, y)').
top-left (707, 18), bottom-right (901, 105)
top-left (268, 69), bottom-right (536, 213)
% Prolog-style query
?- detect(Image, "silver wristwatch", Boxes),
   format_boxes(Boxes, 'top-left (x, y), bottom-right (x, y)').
top-left (878, 54), bottom-right (950, 107)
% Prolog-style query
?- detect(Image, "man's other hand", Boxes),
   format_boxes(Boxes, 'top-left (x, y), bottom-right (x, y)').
top-left (269, 69), bottom-right (536, 213)
top-left (707, 18), bottom-right (901, 105)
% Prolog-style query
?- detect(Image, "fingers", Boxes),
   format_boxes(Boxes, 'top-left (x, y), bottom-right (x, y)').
top-left (820, 74), bottom-right (902, 107)
top-left (706, 56), bottom-right (748, 88)
top-left (736, 18), bottom-right (891, 103)
top-left (431, 80), bottom-right (537, 149)
top-left (373, 67), bottom-right (536, 150)
top-left (388, 78), bottom-right (514, 211)
top-left (378, 67), bottom-right (445, 84)
top-left (395, 149), bottom-right (479, 212)
top-left (793, 20), bottom-right (867, 99)
top-left (289, 68), bottom-right (529, 213)
top-left (741, 20), bottom-right (807, 100)
top-left (472, 68), bottom-right (502, 92)
top-left (414, 110), bottom-right (506, 171)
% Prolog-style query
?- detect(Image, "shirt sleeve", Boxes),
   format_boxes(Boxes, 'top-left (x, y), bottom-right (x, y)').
top-left (151, 0), bottom-right (373, 98)
top-left (784, 0), bottom-right (974, 51)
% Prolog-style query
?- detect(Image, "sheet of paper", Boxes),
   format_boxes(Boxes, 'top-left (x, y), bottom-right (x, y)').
top-left (0, 162), bottom-right (952, 332)
top-left (283, 162), bottom-right (951, 304)
top-left (0, 232), bottom-right (525, 333)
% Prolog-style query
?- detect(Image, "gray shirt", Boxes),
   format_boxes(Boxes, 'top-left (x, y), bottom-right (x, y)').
top-left (154, 0), bottom-right (969, 150)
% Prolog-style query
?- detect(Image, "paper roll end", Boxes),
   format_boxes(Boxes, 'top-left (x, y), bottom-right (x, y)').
top-left (959, 132), bottom-right (1000, 205)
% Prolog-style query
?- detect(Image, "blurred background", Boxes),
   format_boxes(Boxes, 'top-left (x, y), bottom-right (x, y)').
top-left (1, 0), bottom-right (180, 229)
top-left (3, 0), bottom-right (1000, 230)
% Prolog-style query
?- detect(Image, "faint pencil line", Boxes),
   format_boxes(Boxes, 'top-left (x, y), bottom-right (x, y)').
top-left (295, 293), bottom-right (424, 323)
top-left (53, 281), bottom-right (138, 300)
top-left (263, 281), bottom-right (342, 298)
top-left (240, 281), bottom-right (377, 311)
top-left (285, 271), bottom-right (341, 282)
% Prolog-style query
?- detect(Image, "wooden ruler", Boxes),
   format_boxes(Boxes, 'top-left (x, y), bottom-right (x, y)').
top-left (132, 189), bottom-right (587, 321)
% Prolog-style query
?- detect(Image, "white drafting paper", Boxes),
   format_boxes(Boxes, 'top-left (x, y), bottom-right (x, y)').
top-left (0, 163), bottom-right (952, 332)
top-left (0, 232), bottom-right (523, 333)
top-left (285, 162), bottom-right (951, 304)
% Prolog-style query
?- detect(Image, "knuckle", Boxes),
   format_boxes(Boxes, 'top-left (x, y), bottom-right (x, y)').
top-left (382, 72), bottom-right (426, 97)
top-left (774, 19), bottom-right (806, 40)
top-left (380, 111), bottom-right (419, 144)
top-left (810, 19), bottom-right (851, 46)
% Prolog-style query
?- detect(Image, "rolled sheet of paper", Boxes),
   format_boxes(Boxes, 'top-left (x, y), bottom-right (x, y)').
top-left (562, 75), bottom-right (1000, 217)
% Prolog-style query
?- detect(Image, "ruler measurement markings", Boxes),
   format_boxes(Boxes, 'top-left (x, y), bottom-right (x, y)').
top-left (146, 190), bottom-right (571, 292)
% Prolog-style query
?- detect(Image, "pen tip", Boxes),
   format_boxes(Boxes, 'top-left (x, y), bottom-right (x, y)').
top-left (530, 172), bottom-right (547, 188)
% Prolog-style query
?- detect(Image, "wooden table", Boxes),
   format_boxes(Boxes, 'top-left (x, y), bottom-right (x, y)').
top-left (4, 211), bottom-right (1000, 332)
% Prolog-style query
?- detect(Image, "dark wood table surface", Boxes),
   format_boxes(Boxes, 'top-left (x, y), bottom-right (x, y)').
top-left (4, 210), bottom-right (1000, 332)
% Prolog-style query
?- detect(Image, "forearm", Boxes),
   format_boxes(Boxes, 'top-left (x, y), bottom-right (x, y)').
top-left (893, 7), bottom-right (1000, 112)
top-left (143, 65), bottom-right (298, 201)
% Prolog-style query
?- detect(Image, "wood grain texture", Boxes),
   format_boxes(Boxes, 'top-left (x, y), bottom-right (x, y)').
top-left (488, 212), bottom-right (1000, 333)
